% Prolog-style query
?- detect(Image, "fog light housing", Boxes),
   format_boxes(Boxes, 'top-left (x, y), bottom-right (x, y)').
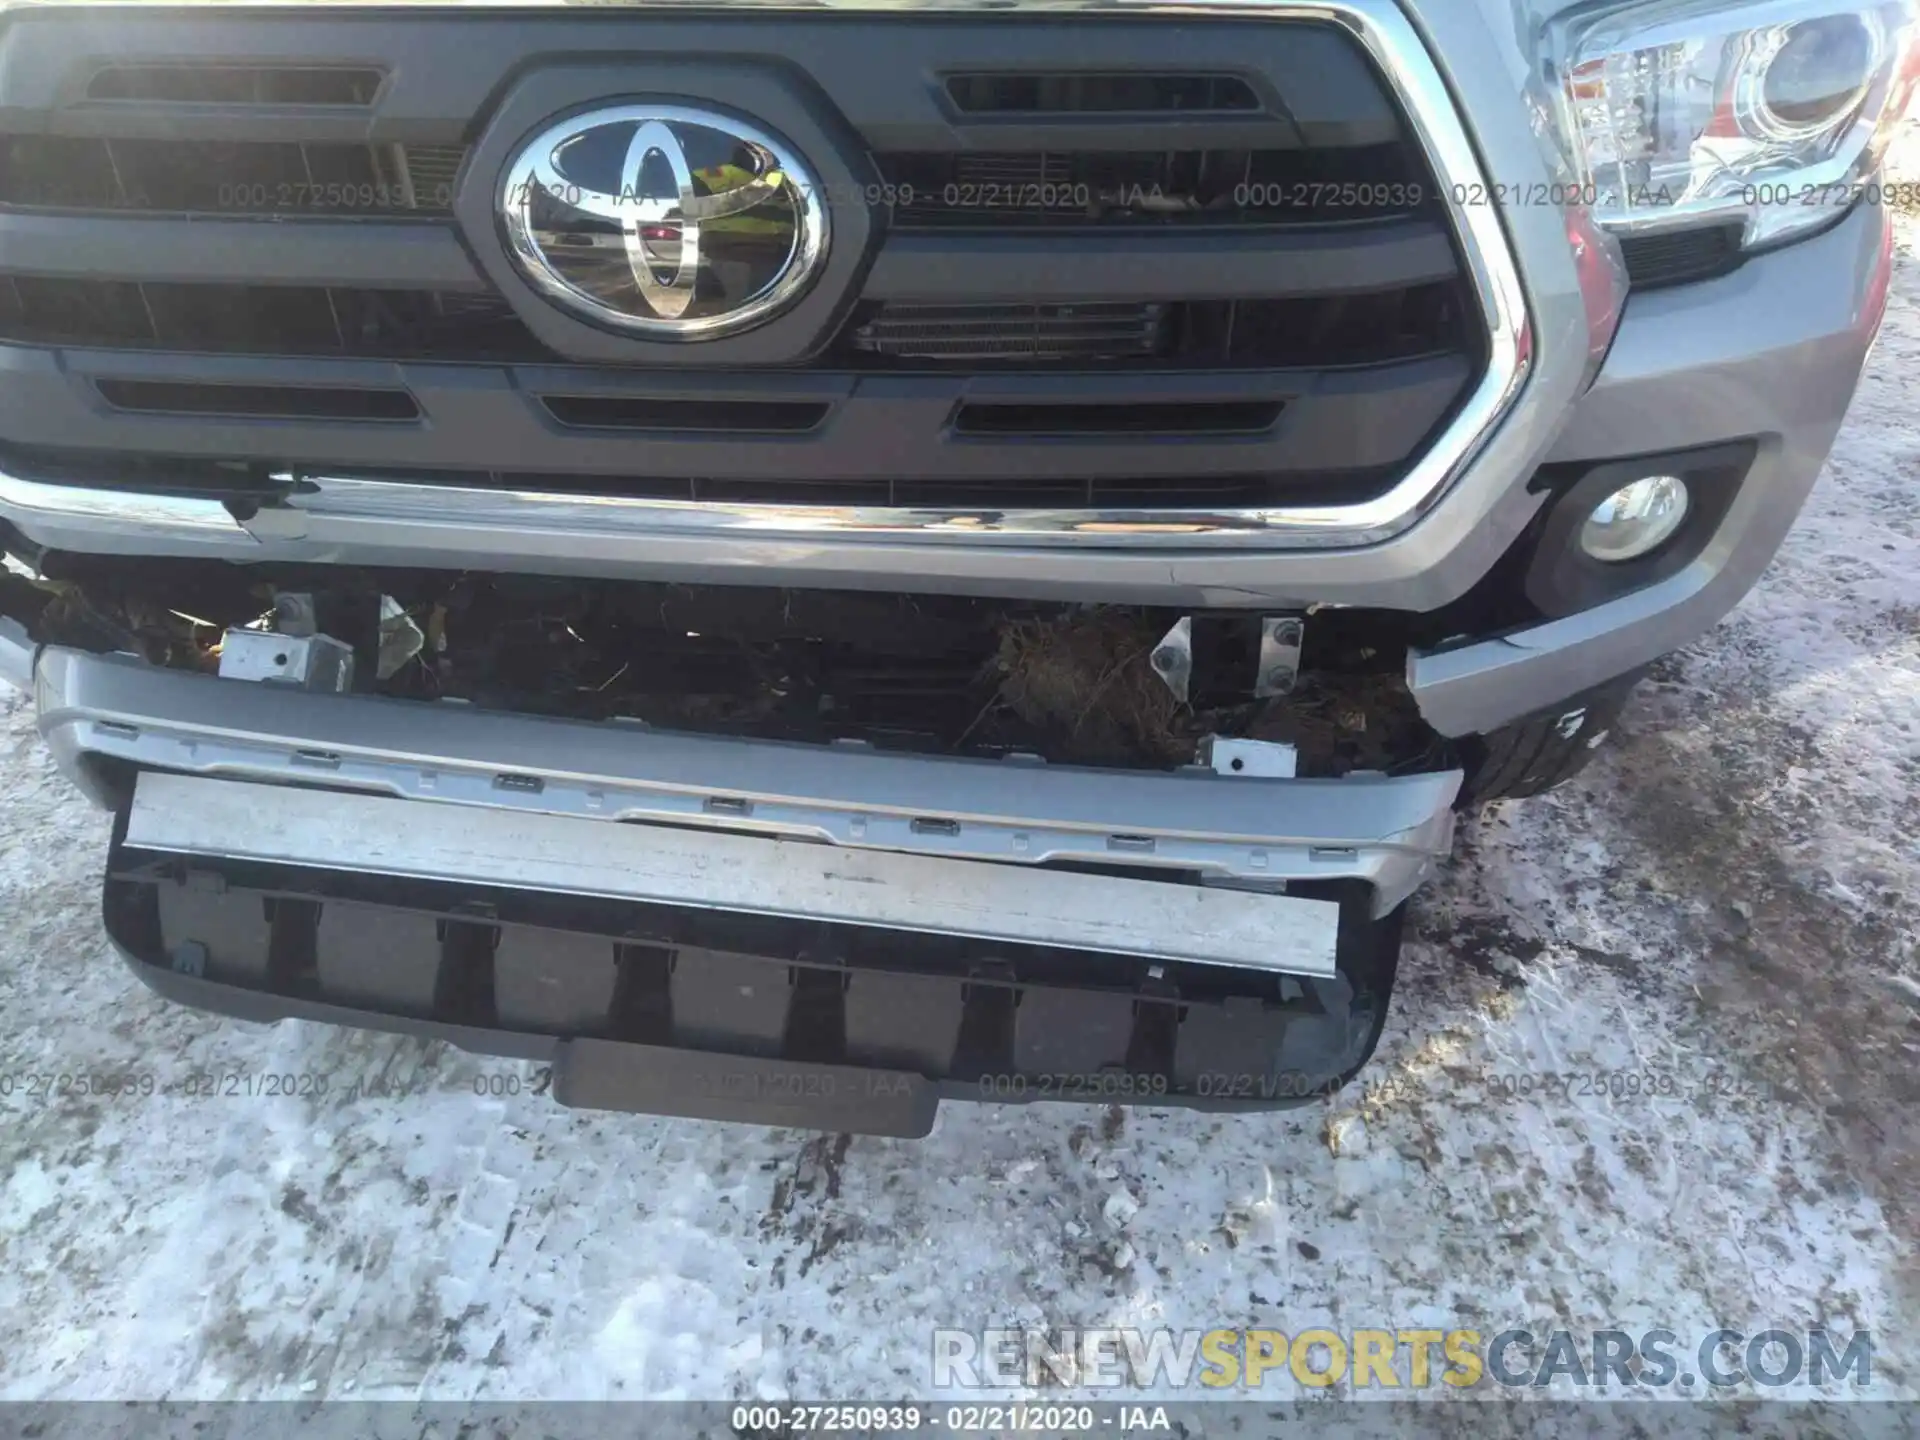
top-left (1579, 474), bottom-right (1691, 561)
top-left (1521, 440), bottom-right (1757, 618)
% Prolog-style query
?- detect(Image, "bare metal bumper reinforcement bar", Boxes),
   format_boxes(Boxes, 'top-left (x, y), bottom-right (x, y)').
top-left (23, 645), bottom-right (1460, 1133)
top-left (128, 773), bottom-right (1345, 977)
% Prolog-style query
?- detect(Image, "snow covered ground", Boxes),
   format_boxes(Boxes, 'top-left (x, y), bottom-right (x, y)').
top-left (1, 142), bottom-right (1917, 1412)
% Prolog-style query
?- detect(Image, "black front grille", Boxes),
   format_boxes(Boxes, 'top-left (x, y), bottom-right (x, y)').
top-left (0, 137), bottom-right (464, 215)
top-left (0, 15), bottom-right (1486, 512)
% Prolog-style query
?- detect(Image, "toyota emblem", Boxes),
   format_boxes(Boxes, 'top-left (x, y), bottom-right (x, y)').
top-left (499, 103), bottom-right (830, 339)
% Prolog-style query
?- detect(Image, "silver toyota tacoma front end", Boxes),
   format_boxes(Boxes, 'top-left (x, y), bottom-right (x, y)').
top-left (0, 0), bottom-right (1905, 1133)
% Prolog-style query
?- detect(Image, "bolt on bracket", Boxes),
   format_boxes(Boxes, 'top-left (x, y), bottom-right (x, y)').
top-left (1150, 616), bottom-right (1193, 703)
top-left (1255, 615), bottom-right (1305, 698)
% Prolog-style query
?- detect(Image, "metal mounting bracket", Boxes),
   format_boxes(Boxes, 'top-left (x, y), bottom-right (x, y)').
top-left (1255, 616), bottom-right (1305, 698)
top-left (1150, 616), bottom-right (1193, 703)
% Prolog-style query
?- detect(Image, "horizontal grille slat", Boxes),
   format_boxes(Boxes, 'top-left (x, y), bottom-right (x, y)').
top-left (0, 138), bottom-right (464, 215)
top-left (94, 379), bottom-right (419, 421)
top-left (876, 145), bottom-right (1427, 229)
top-left (0, 279), bottom-right (542, 359)
top-left (943, 72), bottom-right (1261, 114)
top-left (850, 289), bottom-right (1476, 368)
top-left (863, 223), bottom-right (1458, 304)
top-left (952, 400), bottom-right (1283, 435)
top-left (85, 64), bottom-right (385, 106)
top-left (541, 395), bottom-right (830, 433)
top-left (852, 289), bottom-right (1466, 368)
top-left (853, 303), bottom-right (1167, 361)
top-left (866, 337), bottom-right (1145, 360)
top-left (0, 282), bottom-right (1470, 372)
top-left (0, 211), bottom-right (482, 289)
top-left (3, 276), bottom-right (152, 347)
top-left (869, 319), bottom-right (1160, 336)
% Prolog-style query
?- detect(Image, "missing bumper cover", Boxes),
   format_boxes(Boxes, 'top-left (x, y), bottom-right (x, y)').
top-left (32, 643), bottom-right (1462, 915)
top-left (109, 850), bottom-right (1407, 1133)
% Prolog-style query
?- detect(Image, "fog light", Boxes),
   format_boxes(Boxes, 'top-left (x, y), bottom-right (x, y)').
top-left (1578, 475), bottom-right (1690, 562)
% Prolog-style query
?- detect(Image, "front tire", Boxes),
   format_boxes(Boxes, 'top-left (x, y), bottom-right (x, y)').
top-left (1457, 672), bottom-right (1643, 805)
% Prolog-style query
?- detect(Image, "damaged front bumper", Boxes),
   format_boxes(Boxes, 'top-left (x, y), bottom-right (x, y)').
top-left (31, 647), bottom-right (1459, 914)
top-left (11, 643), bottom-right (1460, 1132)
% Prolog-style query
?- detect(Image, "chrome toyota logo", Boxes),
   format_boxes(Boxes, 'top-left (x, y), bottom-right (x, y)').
top-left (500, 103), bottom-right (829, 339)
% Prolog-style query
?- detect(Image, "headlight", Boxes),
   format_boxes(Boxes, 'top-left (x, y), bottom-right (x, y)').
top-left (1558, 0), bottom-right (1920, 246)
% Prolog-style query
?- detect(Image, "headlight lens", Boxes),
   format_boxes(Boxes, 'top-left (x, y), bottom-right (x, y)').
top-left (1754, 15), bottom-right (1879, 133)
top-left (1560, 0), bottom-right (1920, 246)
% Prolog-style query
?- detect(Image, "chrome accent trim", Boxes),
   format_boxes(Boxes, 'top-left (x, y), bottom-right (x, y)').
top-left (129, 773), bottom-right (1345, 976)
top-left (0, 615), bottom-right (34, 692)
top-left (35, 646), bottom-right (1461, 913)
top-left (0, 0), bottom-right (1531, 550)
top-left (0, 470), bottom-right (249, 538)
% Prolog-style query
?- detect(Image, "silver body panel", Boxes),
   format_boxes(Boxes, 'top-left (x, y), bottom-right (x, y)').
top-left (1413, 200), bottom-right (1892, 734)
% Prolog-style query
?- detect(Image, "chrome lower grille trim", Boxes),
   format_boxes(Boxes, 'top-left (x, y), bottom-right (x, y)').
top-left (4, 459), bottom-right (1449, 554)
